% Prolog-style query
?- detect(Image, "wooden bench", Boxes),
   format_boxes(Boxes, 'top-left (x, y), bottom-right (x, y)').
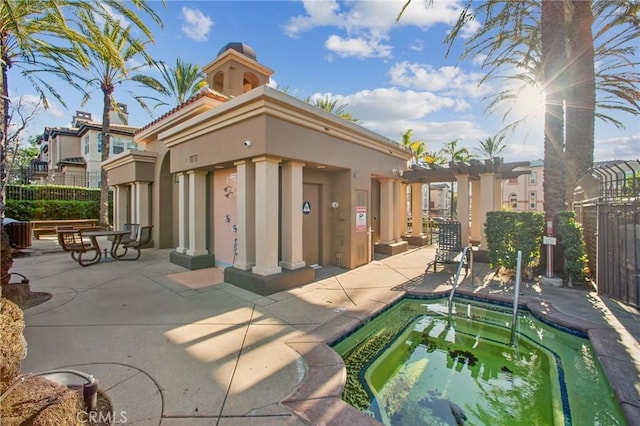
top-left (31, 219), bottom-right (100, 239)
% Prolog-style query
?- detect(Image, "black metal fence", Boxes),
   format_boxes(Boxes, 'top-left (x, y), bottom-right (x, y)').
top-left (597, 202), bottom-right (640, 307)
top-left (6, 184), bottom-right (102, 202)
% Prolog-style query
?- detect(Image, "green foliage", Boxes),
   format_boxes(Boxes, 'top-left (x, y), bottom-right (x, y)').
top-left (32, 200), bottom-right (99, 219)
top-left (485, 211), bottom-right (545, 270)
top-left (5, 200), bottom-right (34, 221)
top-left (5, 184), bottom-right (112, 221)
top-left (6, 184), bottom-right (101, 201)
top-left (556, 211), bottom-right (588, 283)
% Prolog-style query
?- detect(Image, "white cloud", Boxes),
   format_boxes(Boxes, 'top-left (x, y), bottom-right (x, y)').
top-left (325, 34), bottom-right (392, 59)
top-left (594, 133), bottom-right (640, 162)
top-left (389, 62), bottom-right (489, 98)
top-left (284, 0), bottom-right (470, 59)
top-left (181, 7), bottom-right (213, 42)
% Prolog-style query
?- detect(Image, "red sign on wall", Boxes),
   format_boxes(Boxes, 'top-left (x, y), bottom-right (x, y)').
top-left (356, 206), bottom-right (367, 232)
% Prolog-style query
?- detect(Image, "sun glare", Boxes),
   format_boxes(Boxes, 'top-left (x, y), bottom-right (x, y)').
top-left (514, 84), bottom-right (546, 119)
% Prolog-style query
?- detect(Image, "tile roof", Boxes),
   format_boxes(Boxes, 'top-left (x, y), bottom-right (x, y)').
top-left (135, 88), bottom-right (229, 135)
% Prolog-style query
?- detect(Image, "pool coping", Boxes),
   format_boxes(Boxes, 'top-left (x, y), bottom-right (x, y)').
top-left (282, 286), bottom-right (640, 425)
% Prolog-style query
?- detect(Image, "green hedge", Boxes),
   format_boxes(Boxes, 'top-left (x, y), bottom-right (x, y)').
top-left (6, 200), bottom-right (101, 221)
top-left (557, 211), bottom-right (588, 283)
top-left (485, 211), bottom-right (545, 270)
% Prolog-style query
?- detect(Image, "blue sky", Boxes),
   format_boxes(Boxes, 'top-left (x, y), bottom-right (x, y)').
top-left (9, 0), bottom-right (640, 162)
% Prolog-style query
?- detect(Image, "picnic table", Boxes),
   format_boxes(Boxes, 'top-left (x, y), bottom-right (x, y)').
top-left (58, 229), bottom-right (130, 266)
top-left (81, 230), bottom-right (131, 265)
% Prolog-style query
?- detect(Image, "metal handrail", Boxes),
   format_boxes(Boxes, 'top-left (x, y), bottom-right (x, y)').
top-left (510, 250), bottom-right (523, 346)
top-left (448, 245), bottom-right (473, 318)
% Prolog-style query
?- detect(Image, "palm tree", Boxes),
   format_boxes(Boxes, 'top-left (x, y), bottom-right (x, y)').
top-left (476, 134), bottom-right (507, 159)
top-left (0, 0), bottom-right (93, 225)
top-left (422, 150), bottom-right (447, 166)
top-left (304, 94), bottom-right (359, 123)
top-left (541, 0), bottom-right (568, 220)
top-left (65, 12), bottom-right (156, 226)
top-left (440, 139), bottom-right (474, 219)
top-left (399, 0), bottom-right (639, 219)
top-left (133, 58), bottom-right (207, 111)
top-left (401, 129), bottom-right (428, 166)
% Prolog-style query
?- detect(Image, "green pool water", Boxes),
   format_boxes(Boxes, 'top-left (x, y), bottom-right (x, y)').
top-left (333, 297), bottom-right (626, 426)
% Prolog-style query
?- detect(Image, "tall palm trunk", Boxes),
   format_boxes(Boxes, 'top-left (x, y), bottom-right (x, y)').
top-left (99, 87), bottom-right (112, 227)
top-left (541, 0), bottom-right (567, 221)
top-left (1, 32), bottom-right (9, 224)
top-left (565, 0), bottom-right (595, 204)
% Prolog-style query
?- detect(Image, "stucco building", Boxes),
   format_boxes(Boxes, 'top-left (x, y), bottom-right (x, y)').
top-left (103, 42), bottom-right (412, 294)
top-left (36, 106), bottom-right (138, 187)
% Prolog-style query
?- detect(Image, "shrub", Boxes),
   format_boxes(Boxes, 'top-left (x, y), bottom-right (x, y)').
top-left (485, 211), bottom-right (545, 272)
top-left (556, 210), bottom-right (588, 284)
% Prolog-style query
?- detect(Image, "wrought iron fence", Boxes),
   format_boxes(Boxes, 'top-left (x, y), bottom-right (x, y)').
top-left (6, 184), bottom-right (102, 202)
top-left (597, 202), bottom-right (640, 307)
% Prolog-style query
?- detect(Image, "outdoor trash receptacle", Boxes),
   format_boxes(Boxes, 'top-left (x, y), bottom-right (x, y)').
top-left (36, 369), bottom-right (99, 411)
top-left (4, 221), bottom-right (32, 248)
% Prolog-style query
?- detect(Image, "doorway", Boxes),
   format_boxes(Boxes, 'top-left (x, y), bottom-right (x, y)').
top-left (303, 183), bottom-right (321, 266)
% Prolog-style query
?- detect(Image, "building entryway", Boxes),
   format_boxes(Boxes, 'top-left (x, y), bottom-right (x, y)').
top-left (303, 183), bottom-right (321, 266)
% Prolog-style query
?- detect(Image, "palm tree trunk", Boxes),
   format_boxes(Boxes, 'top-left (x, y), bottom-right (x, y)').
top-left (565, 0), bottom-right (595, 205)
top-left (541, 0), bottom-right (567, 221)
top-left (1, 33), bottom-right (9, 224)
top-left (99, 89), bottom-right (112, 227)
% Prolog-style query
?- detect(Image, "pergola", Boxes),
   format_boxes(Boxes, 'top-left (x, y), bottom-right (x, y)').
top-left (402, 158), bottom-right (531, 249)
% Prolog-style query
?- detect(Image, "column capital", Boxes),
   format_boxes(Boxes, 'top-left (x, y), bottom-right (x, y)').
top-left (187, 169), bottom-right (208, 176)
top-left (252, 156), bottom-right (282, 165)
top-left (281, 160), bottom-right (306, 168)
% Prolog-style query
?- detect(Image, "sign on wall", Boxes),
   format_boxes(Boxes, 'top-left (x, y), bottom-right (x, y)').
top-left (356, 206), bottom-right (367, 232)
top-left (302, 201), bottom-right (311, 215)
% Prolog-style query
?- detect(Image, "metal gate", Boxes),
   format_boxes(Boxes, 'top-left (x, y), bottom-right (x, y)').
top-left (598, 202), bottom-right (640, 307)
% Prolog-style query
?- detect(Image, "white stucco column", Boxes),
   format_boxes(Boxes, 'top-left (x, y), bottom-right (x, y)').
top-left (471, 180), bottom-right (482, 243)
top-left (176, 173), bottom-right (188, 254)
top-left (494, 179), bottom-right (503, 211)
top-left (234, 160), bottom-right (255, 270)
top-left (129, 183), bottom-right (137, 226)
top-left (411, 183), bottom-right (423, 237)
top-left (479, 172), bottom-right (497, 248)
top-left (400, 183), bottom-right (408, 236)
top-left (393, 180), bottom-right (402, 241)
top-left (456, 174), bottom-right (470, 246)
top-left (280, 161), bottom-right (306, 270)
top-left (134, 181), bottom-right (150, 226)
top-left (114, 185), bottom-right (128, 231)
top-left (252, 156), bottom-right (282, 276)
top-left (187, 170), bottom-right (208, 256)
top-left (380, 179), bottom-right (394, 244)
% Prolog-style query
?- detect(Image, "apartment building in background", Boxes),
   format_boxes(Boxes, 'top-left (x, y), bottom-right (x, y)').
top-left (30, 104), bottom-right (139, 187)
top-left (502, 159), bottom-right (544, 211)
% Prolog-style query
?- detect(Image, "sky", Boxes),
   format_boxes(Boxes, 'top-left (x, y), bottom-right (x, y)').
top-left (8, 0), bottom-right (640, 163)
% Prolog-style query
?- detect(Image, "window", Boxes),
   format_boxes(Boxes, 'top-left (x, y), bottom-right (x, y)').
top-left (112, 138), bottom-right (124, 155)
top-left (97, 134), bottom-right (102, 153)
top-left (510, 193), bottom-right (518, 209)
top-left (111, 137), bottom-right (137, 155)
top-left (84, 135), bottom-right (90, 155)
top-left (529, 191), bottom-right (537, 210)
top-left (530, 171), bottom-right (537, 185)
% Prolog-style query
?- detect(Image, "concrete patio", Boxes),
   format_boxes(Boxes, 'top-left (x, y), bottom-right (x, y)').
top-left (9, 237), bottom-right (640, 425)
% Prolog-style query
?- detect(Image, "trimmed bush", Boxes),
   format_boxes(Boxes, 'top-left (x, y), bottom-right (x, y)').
top-left (557, 210), bottom-right (588, 284)
top-left (485, 211), bottom-right (545, 271)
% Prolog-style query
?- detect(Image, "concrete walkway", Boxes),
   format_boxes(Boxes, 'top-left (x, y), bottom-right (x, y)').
top-left (10, 238), bottom-right (640, 425)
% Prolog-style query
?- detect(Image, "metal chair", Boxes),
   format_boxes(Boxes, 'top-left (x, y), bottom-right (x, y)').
top-left (120, 225), bottom-right (153, 261)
